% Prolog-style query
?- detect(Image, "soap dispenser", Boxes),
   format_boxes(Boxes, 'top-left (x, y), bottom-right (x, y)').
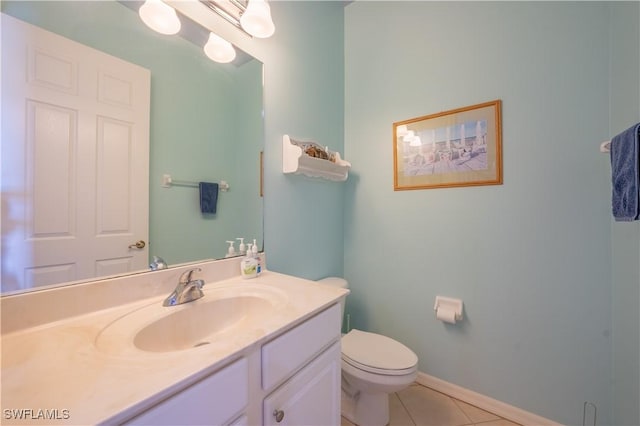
top-left (237, 237), bottom-right (246, 255)
top-left (225, 240), bottom-right (236, 258)
top-left (251, 239), bottom-right (262, 275)
top-left (240, 243), bottom-right (257, 279)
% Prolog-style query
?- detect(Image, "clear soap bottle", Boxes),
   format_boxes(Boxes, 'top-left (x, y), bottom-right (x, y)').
top-left (240, 243), bottom-right (257, 279)
top-left (251, 239), bottom-right (262, 275)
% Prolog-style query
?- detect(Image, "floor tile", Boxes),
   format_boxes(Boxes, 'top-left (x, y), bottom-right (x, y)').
top-left (341, 416), bottom-right (356, 426)
top-left (389, 392), bottom-right (415, 426)
top-left (397, 384), bottom-right (471, 426)
top-left (452, 399), bottom-right (501, 424)
top-left (473, 419), bottom-right (521, 426)
top-left (341, 383), bottom-right (520, 426)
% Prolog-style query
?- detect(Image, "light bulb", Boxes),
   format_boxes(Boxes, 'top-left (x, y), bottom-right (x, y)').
top-left (240, 0), bottom-right (275, 38)
top-left (204, 32), bottom-right (236, 63)
top-left (139, 0), bottom-right (181, 35)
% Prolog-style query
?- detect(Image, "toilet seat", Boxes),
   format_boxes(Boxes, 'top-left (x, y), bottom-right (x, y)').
top-left (341, 329), bottom-right (418, 376)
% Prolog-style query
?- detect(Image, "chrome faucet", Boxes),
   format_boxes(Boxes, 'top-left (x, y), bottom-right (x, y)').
top-left (149, 255), bottom-right (168, 271)
top-left (162, 268), bottom-right (205, 307)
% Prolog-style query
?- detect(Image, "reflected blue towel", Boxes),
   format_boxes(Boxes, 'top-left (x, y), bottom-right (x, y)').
top-left (199, 182), bottom-right (218, 214)
top-left (610, 122), bottom-right (640, 221)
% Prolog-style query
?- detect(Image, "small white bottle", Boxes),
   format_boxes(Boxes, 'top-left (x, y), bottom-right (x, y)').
top-left (240, 244), bottom-right (257, 279)
top-left (225, 240), bottom-right (236, 258)
top-left (236, 238), bottom-right (246, 255)
top-left (251, 239), bottom-right (262, 275)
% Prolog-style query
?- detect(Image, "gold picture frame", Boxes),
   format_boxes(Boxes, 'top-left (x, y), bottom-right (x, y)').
top-left (393, 100), bottom-right (502, 190)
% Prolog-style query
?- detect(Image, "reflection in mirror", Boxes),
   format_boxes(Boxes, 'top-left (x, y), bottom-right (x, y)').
top-left (1, 1), bottom-right (263, 294)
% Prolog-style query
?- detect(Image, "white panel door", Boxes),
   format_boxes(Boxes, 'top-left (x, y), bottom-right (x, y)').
top-left (1, 14), bottom-right (150, 292)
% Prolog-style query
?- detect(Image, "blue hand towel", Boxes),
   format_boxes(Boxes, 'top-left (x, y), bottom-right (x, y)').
top-left (199, 182), bottom-right (218, 214)
top-left (610, 122), bottom-right (640, 221)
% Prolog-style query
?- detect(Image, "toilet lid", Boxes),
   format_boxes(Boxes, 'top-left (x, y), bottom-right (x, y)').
top-left (341, 329), bottom-right (417, 373)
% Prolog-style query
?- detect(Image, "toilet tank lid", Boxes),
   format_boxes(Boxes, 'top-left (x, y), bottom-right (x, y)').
top-left (317, 277), bottom-right (348, 289)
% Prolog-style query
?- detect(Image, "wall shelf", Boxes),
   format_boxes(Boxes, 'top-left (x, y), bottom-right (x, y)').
top-left (282, 135), bottom-right (351, 182)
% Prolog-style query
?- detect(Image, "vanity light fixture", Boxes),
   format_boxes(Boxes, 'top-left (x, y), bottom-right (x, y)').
top-left (204, 32), bottom-right (237, 63)
top-left (240, 0), bottom-right (275, 38)
top-left (139, 0), bottom-right (181, 35)
top-left (201, 0), bottom-right (275, 38)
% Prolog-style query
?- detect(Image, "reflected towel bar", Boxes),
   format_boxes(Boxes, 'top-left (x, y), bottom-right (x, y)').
top-left (161, 174), bottom-right (229, 191)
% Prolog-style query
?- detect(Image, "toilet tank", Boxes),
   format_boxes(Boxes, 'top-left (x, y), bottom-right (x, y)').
top-left (317, 277), bottom-right (348, 328)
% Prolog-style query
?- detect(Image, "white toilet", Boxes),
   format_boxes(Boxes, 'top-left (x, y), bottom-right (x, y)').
top-left (318, 277), bottom-right (418, 426)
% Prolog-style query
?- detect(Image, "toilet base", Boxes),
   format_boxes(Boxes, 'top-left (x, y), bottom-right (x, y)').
top-left (341, 388), bottom-right (389, 426)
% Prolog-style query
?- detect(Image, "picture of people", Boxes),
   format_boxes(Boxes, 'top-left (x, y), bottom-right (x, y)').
top-left (393, 100), bottom-right (502, 191)
top-left (401, 120), bottom-right (488, 177)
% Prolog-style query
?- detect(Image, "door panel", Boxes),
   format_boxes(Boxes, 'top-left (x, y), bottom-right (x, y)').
top-left (1, 14), bottom-right (150, 291)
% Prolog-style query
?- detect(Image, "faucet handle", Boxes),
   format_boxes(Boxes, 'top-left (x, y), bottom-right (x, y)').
top-left (149, 255), bottom-right (167, 271)
top-left (179, 268), bottom-right (202, 284)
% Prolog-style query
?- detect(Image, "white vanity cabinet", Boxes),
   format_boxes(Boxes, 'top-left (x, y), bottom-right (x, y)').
top-left (262, 303), bottom-right (342, 425)
top-left (122, 303), bottom-right (342, 426)
top-left (124, 357), bottom-right (249, 425)
top-left (263, 342), bottom-right (341, 425)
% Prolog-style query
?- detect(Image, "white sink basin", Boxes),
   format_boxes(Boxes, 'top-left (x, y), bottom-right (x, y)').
top-left (94, 284), bottom-right (287, 355)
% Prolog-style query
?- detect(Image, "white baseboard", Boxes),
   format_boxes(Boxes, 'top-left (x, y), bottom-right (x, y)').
top-left (415, 372), bottom-right (564, 426)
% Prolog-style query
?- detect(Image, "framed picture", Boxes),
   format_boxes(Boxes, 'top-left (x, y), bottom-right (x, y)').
top-left (393, 100), bottom-right (502, 190)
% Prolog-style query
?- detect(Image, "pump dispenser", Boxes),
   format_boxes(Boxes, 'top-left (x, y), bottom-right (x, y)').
top-left (225, 240), bottom-right (236, 258)
top-left (251, 239), bottom-right (262, 275)
top-left (237, 238), bottom-right (246, 255)
top-left (240, 243), bottom-right (257, 279)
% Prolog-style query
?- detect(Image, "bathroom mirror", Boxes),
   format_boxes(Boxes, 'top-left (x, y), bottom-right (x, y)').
top-left (0, 1), bottom-right (264, 294)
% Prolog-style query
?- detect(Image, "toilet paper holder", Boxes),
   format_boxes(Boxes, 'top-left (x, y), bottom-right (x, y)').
top-left (433, 296), bottom-right (464, 322)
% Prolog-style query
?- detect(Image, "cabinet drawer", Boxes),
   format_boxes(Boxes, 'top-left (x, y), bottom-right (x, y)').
top-left (261, 303), bottom-right (340, 390)
top-left (125, 357), bottom-right (248, 425)
top-left (263, 342), bottom-right (341, 426)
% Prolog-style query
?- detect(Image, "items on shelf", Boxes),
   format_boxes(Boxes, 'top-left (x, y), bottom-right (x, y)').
top-left (282, 135), bottom-right (351, 181)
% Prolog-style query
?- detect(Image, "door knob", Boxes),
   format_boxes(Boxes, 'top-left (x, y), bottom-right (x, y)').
top-left (128, 240), bottom-right (146, 249)
top-left (273, 409), bottom-right (284, 423)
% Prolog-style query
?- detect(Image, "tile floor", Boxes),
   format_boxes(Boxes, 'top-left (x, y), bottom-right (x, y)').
top-left (341, 383), bottom-right (521, 426)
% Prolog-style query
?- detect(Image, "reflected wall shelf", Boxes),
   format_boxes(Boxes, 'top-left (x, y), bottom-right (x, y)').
top-left (282, 135), bottom-right (351, 182)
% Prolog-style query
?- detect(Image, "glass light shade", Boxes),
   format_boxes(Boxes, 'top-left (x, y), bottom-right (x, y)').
top-left (240, 0), bottom-right (275, 38)
top-left (410, 136), bottom-right (422, 147)
top-left (204, 32), bottom-right (236, 63)
top-left (139, 0), bottom-right (181, 35)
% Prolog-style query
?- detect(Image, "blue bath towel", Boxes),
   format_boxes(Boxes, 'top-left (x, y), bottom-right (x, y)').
top-left (610, 122), bottom-right (640, 221)
top-left (199, 182), bottom-right (218, 214)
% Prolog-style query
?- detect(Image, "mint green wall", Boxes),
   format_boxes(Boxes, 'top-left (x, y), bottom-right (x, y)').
top-left (1, 1), bottom-right (263, 264)
top-left (344, 2), bottom-right (631, 424)
top-left (232, 59), bottom-right (265, 252)
top-left (225, 1), bottom-right (346, 278)
top-left (262, 1), bottom-right (345, 278)
top-left (610, 3), bottom-right (640, 425)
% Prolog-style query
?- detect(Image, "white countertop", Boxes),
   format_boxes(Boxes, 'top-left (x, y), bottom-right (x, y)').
top-left (0, 271), bottom-right (347, 425)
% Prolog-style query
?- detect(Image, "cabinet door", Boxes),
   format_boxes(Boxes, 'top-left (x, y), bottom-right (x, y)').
top-left (262, 303), bottom-right (340, 390)
top-left (263, 342), bottom-right (340, 426)
top-left (125, 357), bottom-right (248, 425)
